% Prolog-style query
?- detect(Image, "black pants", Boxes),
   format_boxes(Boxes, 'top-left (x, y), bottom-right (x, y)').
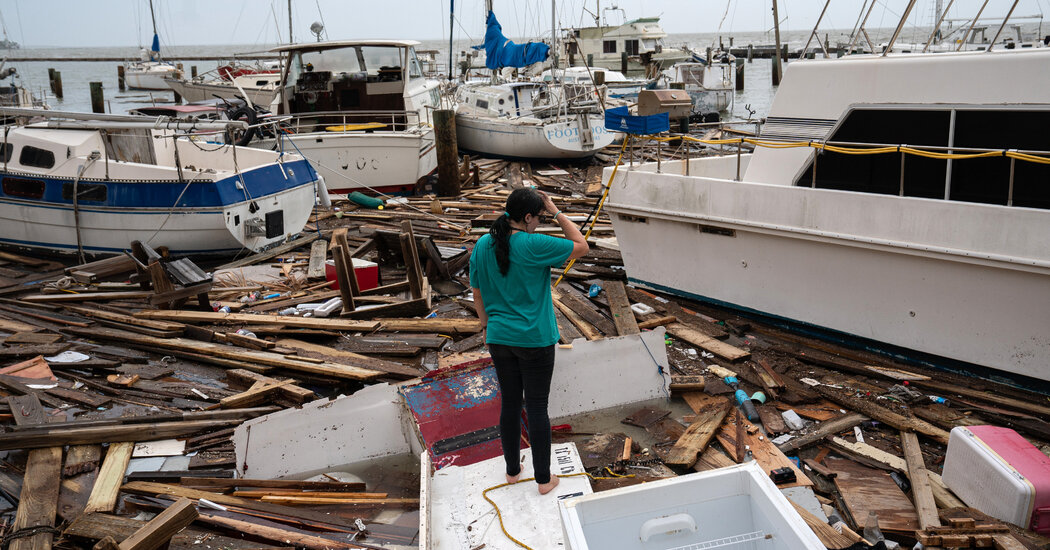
top-left (488, 343), bottom-right (556, 484)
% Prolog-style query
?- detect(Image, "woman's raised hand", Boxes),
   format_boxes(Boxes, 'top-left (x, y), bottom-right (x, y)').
top-left (538, 191), bottom-right (558, 216)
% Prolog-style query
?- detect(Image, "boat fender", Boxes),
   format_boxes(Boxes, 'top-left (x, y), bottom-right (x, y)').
top-left (316, 174), bottom-right (332, 209)
top-left (226, 107), bottom-right (258, 146)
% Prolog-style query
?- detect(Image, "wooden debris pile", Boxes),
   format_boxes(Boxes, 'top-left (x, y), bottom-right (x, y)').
top-left (0, 151), bottom-right (1046, 550)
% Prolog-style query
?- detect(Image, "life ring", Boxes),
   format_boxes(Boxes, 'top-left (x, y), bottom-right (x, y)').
top-left (225, 107), bottom-right (258, 146)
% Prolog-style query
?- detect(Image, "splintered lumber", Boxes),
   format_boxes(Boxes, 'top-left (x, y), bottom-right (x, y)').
top-left (637, 315), bottom-right (677, 330)
top-left (190, 512), bottom-right (366, 550)
top-left (119, 482), bottom-right (370, 532)
top-left (829, 436), bottom-right (964, 509)
top-left (65, 513), bottom-right (260, 550)
top-left (233, 490), bottom-right (388, 499)
top-left (0, 419), bottom-right (241, 451)
top-left (788, 499), bottom-right (864, 549)
top-left (552, 286), bottom-right (615, 336)
top-left (97, 497), bottom-right (197, 550)
top-left (225, 369), bottom-right (314, 403)
top-left (216, 233), bottom-right (319, 270)
top-left (811, 384), bottom-right (950, 445)
top-left (186, 478), bottom-right (365, 492)
top-left (83, 442), bottom-right (135, 514)
top-left (775, 412), bottom-right (868, 454)
top-left (61, 306), bottom-right (186, 333)
top-left (377, 317), bottom-right (484, 333)
top-left (664, 397), bottom-right (730, 467)
top-left (68, 327), bottom-right (383, 381)
top-left (603, 280), bottom-right (640, 335)
top-left (260, 495), bottom-right (419, 506)
top-left (666, 323), bottom-right (749, 362)
top-left (0, 316), bottom-right (41, 333)
top-left (9, 394), bottom-right (62, 550)
top-left (275, 338), bottom-right (420, 379)
top-left (400, 221), bottom-right (425, 299)
top-left (553, 296), bottom-right (602, 340)
top-left (216, 379), bottom-right (296, 409)
top-left (716, 413), bottom-right (812, 488)
top-left (20, 291), bottom-right (154, 303)
top-left (827, 457), bottom-right (920, 534)
top-left (307, 239), bottom-right (328, 279)
top-left (901, 430), bottom-right (941, 529)
top-left (133, 310), bottom-right (380, 331)
top-left (64, 445), bottom-right (102, 476)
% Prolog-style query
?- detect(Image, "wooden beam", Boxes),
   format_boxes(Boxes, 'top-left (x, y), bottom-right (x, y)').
top-left (8, 394), bottom-right (62, 550)
top-left (400, 221), bottom-right (424, 300)
top-left (224, 370), bottom-right (314, 403)
top-left (603, 281), bottom-right (640, 335)
top-left (132, 310), bottom-right (380, 331)
top-left (666, 323), bottom-right (750, 362)
top-left (377, 317), bottom-right (483, 334)
top-left (216, 233), bottom-right (319, 270)
top-left (216, 380), bottom-right (296, 409)
top-left (664, 398), bottom-right (730, 467)
top-left (113, 497), bottom-right (198, 550)
top-left (275, 338), bottom-right (421, 379)
top-left (84, 442), bottom-right (135, 514)
top-left (775, 412), bottom-right (868, 454)
top-left (306, 239), bottom-right (328, 279)
top-left (552, 297), bottom-right (601, 340)
top-left (900, 430), bottom-right (941, 529)
top-left (811, 384), bottom-right (950, 445)
top-left (0, 420), bottom-right (240, 451)
top-left (829, 437), bottom-right (965, 509)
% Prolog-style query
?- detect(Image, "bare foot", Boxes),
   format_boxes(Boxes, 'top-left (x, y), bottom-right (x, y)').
top-left (537, 476), bottom-right (560, 495)
top-left (505, 472), bottom-right (520, 484)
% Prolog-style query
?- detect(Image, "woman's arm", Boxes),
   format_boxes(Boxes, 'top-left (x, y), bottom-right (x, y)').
top-left (472, 287), bottom-right (488, 327)
top-left (541, 191), bottom-right (589, 260)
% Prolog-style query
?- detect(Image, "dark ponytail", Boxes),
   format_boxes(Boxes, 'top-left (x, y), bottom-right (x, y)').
top-left (490, 187), bottom-right (545, 275)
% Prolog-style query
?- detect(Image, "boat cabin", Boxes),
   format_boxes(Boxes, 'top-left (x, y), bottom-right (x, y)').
top-left (269, 40), bottom-right (438, 131)
top-left (566, 18), bottom-right (669, 59)
top-left (457, 82), bottom-right (546, 119)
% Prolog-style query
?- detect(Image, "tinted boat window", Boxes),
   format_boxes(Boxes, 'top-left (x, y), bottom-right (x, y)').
top-left (2, 176), bottom-right (45, 199)
top-left (19, 146), bottom-right (56, 169)
top-left (62, 182), bottom-right (107, 202)
top-left (0, 143), bottom-right (12, 162)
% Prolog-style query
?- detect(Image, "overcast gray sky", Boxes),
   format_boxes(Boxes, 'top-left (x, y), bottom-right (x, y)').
top-left (2, 0), bottom-right (1046, 48)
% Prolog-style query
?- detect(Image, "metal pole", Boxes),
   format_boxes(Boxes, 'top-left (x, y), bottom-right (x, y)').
top-left (800, 0), bottom-right (832, 59)
top-left (923, 0), bottom-right (957, 52)
top-left (771, 0), bottom-right (783, 85)
top-left (810, 147), bottom-right (818, 188)
top-left (899, 147), bottom-right (906, 196)
top-left (449, 0), bottom-right (455, 79)
top-left (287, 0), bottom-right (293, 44)
top-left (944, 109), bottom-right (956, 200)
top-left (987, 0), bottom-right (1021, 52)
top-left (957, 0), bottom-right (990, 51)
top-left (846, 2), bottom-right (877, 55)
top-left (1007, 156), bottom-right (1016, 206)
top-left (883, 0), bottom-right (918, 56)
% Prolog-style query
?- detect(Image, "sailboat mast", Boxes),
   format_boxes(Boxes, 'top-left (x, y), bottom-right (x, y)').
top-left (449, 0), bottom-right (455, 79)
top-left (288, 0), bottom-right (293, 44)
top-left (149, 0), bottom-right (158, 36)
top-left (551, 0), bottom-right (557, 70)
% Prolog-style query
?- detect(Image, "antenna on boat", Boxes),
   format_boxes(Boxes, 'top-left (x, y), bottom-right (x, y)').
top-left (310, 21), bottom-right (324, 42)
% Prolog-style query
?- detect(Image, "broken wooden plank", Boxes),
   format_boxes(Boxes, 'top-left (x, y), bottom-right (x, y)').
top-left (602, 280), bottom-right (639, 335)
top-left (20, 291), bottom-right (155, 303)
top-left (133, 310), bottom-right (380, 332)
top-left (64, 445), bottom-right (103, 477)
top-left (901, 430), bottom-right (941, 530)
top-left (377, 317), bottom-right (484, 333)
top-left (811, 384), bottom-right (950, 445)
top-left (9, 394), bottom-right (62, 550)
top-left (828, 437), bottom-right (965, 509)
top-left (716, 412), bottom-right (812, 488)
top-left (225, 369), bottom-right (314, 403)
top-left (216, 380), bottom-right (296, 409)
top-left (275, 338), bottom-right (421, 379)
top-left (827, 457), bottom-right (920, 534)
top-left (307, 239), bottom-right (328, 280)
top-left (552, 286), bottom-right (615, 336)
top-left (775, 412), bottom-right (868, 454)
top-left (666, 323), bottom-right (749, 362)
top-left (107, 497), bottom-right (198, 550)
top-left (553, 296), bottom-right (601, 341)
top-left (82, 442), bottom-right (134, 514)
top-left (0, 419), bottom-right (242, 451)
top-left (64, 513), bottom-right (262, 550)
top-left (216, 233), bottom-right (319, 270)
top-left (664, 397), bottom-right (730, 467)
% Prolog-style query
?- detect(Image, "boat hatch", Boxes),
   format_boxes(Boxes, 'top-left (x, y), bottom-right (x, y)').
top-left (796, 106), bottom-right (1050, 210)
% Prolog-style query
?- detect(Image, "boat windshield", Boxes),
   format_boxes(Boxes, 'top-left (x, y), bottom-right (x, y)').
top-left (290, 45), bottom-right (406, 81)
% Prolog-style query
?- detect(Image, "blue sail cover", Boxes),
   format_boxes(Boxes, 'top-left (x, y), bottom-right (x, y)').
top-left (482, 11), bottom-right (549, 70)
top-left (150, 33), bottom-right (161, 61)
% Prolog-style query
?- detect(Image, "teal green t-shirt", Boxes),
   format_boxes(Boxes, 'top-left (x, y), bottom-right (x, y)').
top-left (469, 231), bottom-right (574, 347)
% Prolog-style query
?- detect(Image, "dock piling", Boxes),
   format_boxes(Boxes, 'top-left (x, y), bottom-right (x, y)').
top-left (433, 109), bottom-right (460, 196)
top-left (735, 58), bottom-right (745, 90)
top-left (52, 71), bottom-right (64, 99)
top-left (587, 54), bottom-right (593, 67)
top-left (117, 65), bottom-right (125, 91)
top-left (191, 66), bottom-right (197, 78)
top-left (89, 82), bottom-right (104, 113)
top-left (620, 52), bottom-right (628, 74)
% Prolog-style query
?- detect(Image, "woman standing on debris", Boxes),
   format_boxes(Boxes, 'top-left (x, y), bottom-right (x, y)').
top-left (469, 187), bottom-right (589, 495)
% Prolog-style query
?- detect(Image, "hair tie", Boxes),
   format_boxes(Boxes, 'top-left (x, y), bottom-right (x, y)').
top-left (503, 212), bottom-right (510, 217)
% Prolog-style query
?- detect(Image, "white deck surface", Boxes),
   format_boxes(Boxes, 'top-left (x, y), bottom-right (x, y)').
top-left (429, 442), bottom-right (592, 549)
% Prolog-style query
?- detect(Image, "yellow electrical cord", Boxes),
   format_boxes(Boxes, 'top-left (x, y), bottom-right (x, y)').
top-left (482, 468), bottom-right (636, 550)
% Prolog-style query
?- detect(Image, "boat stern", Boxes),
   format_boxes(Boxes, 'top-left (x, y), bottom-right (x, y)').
top-left (219, 157), bottom-right (319, 252)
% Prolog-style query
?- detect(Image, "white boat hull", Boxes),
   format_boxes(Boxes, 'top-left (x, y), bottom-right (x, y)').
top-left (606, 156), bottom-right (1050, 383)
top-left (456, 114), bottom-right (615, 160)
top-left (125, 63), bottom-right (178, 90)
top-left (258, 129), bottom-right (436, 194)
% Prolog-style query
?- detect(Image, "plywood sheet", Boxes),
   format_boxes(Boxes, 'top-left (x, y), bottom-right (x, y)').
top-left (827, 457), bottom-right (920, 534)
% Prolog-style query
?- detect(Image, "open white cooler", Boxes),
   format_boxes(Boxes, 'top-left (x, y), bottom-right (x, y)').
top-left (558, 462), bottom-right (824, 549)
top-left (942, 425), bottom-right (1050, 534)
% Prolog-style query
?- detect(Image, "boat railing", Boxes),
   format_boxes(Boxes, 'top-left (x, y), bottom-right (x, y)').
top-left (276, 110), bottom-right (425, 134)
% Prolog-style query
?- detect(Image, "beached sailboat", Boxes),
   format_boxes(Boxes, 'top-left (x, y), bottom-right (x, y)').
top-left (605, 46), bottom-right (1050, 385)
top-left (453, 9), bottom-right (616, 160)
top-left (0, 108), bottom-right (319, 258)
top-left (253, 40), bottom-right (440, 195)
top-left (124, 0), bottom-right (178, 90)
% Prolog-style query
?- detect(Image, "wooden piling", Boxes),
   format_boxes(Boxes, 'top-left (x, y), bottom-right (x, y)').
top-left (117, 65), bottom-right (125, 90)
top-left (89, 82), bottom-right (104, 113)
top-left (586, 53), bottom-right (593, 67)
top-left (747, 44), bottom-right (754, 62)
top-left (47, 68), bottom-right (56, 95)
top-left (735, 58), bottom-right (745, 90)
top-left (620, 52), bottom-right (628, 74)
top-left (433, 109), bottom-right (460, 196)
top-left (52, 71), bottom-right (64, 99)
top-left (191, 65), bottom-right (197, 78)
top-left (593, 70), bottom-right (605, 86)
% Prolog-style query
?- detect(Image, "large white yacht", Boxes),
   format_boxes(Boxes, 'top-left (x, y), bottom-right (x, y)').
top-left (562, 10), bottom-right (692, 77)
top-left (605, 48), bottom-right (1050, 385)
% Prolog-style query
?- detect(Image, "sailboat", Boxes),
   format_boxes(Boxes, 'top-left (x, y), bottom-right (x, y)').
top-left (453, 7), bottom-right (615, 160)
top-left (124, 0), bottom-right (178, 90)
